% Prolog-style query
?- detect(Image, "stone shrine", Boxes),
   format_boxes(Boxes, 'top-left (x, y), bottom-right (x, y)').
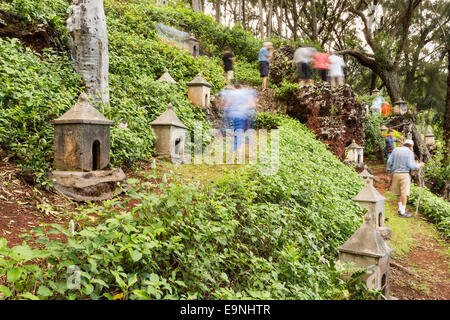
top-left (150, 103), bottom-right (188, 164)
top-left (49, 93), bottom-right (125, 201)
top-left (187, 73), bottom-right (212, 108)
top-left (338, 214), bottom-right (394, 299)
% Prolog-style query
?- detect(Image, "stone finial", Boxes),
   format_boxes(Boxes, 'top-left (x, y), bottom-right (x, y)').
top-left (167, 103), bottom-right (173, 110)
top-left (353, 181), bottom-right (386, 203)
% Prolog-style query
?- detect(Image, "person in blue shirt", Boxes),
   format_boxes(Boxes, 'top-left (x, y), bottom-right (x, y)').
top-left (387, 139), bottom-right (424, 218)
top-left (258, 42), bottom-right (273, 89)
top-left (385, 129), bottom-right (397, 162)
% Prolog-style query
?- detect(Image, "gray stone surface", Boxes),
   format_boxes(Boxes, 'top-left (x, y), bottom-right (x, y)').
top-left (49, 168), bottom-right (126, 202)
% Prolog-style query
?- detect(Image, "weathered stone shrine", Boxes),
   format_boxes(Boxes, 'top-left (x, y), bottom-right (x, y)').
top-left (150, 103), bottom-right (188, 163)
top-left (355, 168), bottom-right (392, 241)
top-left (187, 73), bottom-right (212, 108)
top-left (50, 93), bottom-right (125, 201)
top-left (345, 140), bottom-right (364, 168)
top-left (157, 68), bottom-right (177, 84)
top-left (338, 214), bottom-right (394, 298)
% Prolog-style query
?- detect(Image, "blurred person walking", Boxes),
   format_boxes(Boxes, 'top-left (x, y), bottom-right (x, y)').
top-left (293, 46), bottom-right (317, 84)
top-left (328, 54), bottom-right (346, 87)
top-left (222, 46), bottom-right (236, 85)
top-left (312, 51), bottom-right (330, 82)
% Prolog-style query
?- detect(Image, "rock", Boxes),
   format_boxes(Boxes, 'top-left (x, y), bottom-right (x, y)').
top-left (269, 44), bottom-right (296, 86)
top-left (49, 168), bottom-right (126, 202)
top-left (379, 226), bottom-right (392, 241)
top-left (283, 82), bottom-right (366, 160)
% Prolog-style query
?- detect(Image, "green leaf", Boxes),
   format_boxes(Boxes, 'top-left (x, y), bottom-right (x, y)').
top-left (37, 286), bottom-right (53, 297)
top-left (20, 292), bottom-right (40, 300)
top-left (0, 286), bottom-right (12, 298)
top-left (7, 267), bottom-right (22, 283)
top-left (131, 250), bottom-right (142, 262)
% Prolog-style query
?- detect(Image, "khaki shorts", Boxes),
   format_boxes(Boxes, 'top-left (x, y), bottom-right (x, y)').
top-left (391, 173), bottom-right (411, 196)
top-left (225, 70), bottom-right (234, 81)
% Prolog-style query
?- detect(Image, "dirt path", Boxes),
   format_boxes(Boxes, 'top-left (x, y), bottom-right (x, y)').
top-left (369, 163), bottom-right (450, 300)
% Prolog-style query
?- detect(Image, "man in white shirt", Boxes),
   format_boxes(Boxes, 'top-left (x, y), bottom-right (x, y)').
top-left (328, 54), bottom-right (346, 87)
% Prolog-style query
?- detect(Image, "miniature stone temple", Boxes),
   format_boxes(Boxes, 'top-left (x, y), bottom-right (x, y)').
top-left (150, 103), bottom-right (188, 163)
top-left (157, 68), bottom-right (177, 84)
top-left (424, 127), bottom-right (435, 146)
top-left (345, 140), bottom-right (364, 168)
top-left (338, 214), bottom-right (394, 299)
top-left (49, 93), bottom-right (125, 201)
top-left (187, 73), bottom-right (212, 108)
top-left (393, 100), bottom-right (408, 115)
top-left (354, 171), bottom-right (392, 241)
top-left (183, 34), bottom-right (200, 57)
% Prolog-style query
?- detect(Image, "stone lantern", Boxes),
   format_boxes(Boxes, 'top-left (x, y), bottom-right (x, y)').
top-left (187, 73), bottom-right (212, 108)
top-left (393, 100), bottom-right (407, 115)
top-left (157, 68), bottom-right (177, 84)
top-left (338, 214), bottom-right (394, 298)
top-left (49, 93), bottom-right (125, 201)
top-left (346, 140), bottom-right (364, 167)
top-left (371, 88), bottom-right (380, 96)
top-left (359, 165), bottom-right (374, 185)
top-left (424, 127), bottom-right (435, 146)
top-left (150, 103), bottom-right (188, 163)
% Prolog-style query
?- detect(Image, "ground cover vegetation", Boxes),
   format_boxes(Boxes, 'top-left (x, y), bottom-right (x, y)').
top-left (0, 118), bottom-right (377, 300)
top-left (0, 0), bottom-right (264, 186)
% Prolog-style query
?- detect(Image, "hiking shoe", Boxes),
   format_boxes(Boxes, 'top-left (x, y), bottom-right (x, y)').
top-left (399, 211), bottom-right (413, 218)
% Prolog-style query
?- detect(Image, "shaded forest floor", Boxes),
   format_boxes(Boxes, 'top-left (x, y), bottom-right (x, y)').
top-left (370, 162), bottom-right (450, 300)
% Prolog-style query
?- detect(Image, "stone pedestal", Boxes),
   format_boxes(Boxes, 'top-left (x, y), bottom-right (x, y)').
top-left (49, 168), bottom-right (126, 202)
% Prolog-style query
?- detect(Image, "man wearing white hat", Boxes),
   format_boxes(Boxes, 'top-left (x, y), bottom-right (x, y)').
top-left (387, 139), bottom-right (424, 218)
top-left (258, 42), bottom-right (273, 89)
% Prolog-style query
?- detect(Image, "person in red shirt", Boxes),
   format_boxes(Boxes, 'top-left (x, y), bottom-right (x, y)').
top-left (312, 52), bottom-right (330, 82)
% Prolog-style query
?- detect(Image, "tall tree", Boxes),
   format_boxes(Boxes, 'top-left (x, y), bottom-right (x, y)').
top-left (337, 0), bottom-right (423, 103)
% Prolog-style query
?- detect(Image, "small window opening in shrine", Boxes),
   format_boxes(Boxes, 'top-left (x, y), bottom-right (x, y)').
top-left (92, 140), bottom-right (101, 170)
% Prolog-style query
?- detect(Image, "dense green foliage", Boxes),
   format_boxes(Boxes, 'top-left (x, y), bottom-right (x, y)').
top-left (363, 113), bottom-right (389, 159)
top-left (423, 151), bottom-right (450, 197)
top-left (0, 119), bottom-right (372, 300)
top-left (255, 112), bottom-right (285, 130)
top-left (408, 185), bottom-right (450, 238)
top-left (0, 38), bottom-right (82, 188)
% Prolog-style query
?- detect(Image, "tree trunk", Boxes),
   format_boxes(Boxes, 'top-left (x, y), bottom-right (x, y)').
top-left (378, 68), bottom-right (403, 103)
top-left (267, 0), bottom-right (273, 38)
top-left (214, 0), bottom-right (221, 24)
top-left (258, 0), bottom-right (264, 39)
top-left (192, 0), bottom-right (202, 12)
top-left (444, 48), bottom-right (450, 166)
top-left (370, 72), bottom-right (377, 95)
top-left (311, 0), bottom-right (318, 41)
top-left (67, 0), bottom-right (109, 107)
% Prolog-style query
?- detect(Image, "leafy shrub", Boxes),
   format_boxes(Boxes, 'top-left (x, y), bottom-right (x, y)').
top-left (274, 80), bottom-right (300, 100)
top-left (363, 113), bottom-right (389, 158)
top-left (423, 151), bottom-right (450, 196)
top-left (0, 118), bottom-right (371, 300)
top-left (408, 185), bottom-right (450, 238)
top-left (234, 58), bottom-right (261, 86)
top-left (255, 112), bottom-right (285, 129)
top-left (0, 38), bottom-right (82, 188)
